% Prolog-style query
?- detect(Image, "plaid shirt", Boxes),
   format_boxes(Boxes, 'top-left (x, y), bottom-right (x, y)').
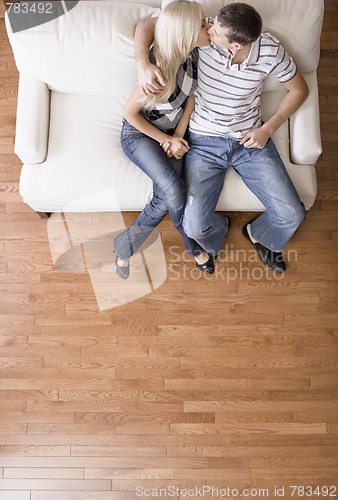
top-left (141, 48), bottom-right (198, 131)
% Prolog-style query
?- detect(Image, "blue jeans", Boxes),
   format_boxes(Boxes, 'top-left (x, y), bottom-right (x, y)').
top-left (183, 133), bottom-right (306, 255)
top-left (114, 120), bottom-right (203, 260)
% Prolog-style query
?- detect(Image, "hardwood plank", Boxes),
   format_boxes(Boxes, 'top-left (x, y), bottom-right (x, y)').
top-left (293, 411), bottom-right (338, 423)
top-left (86, 468), bottom-right (175, 479)
top-left (0, 479), bottom-right (111, 490)
top-left (27, 423), bottom-right (118, 436)
top-left (70, 445), bottom-right (166, 457)
top-left (229, 434), bottom-right (338, 446)
top-left (164, 379), bottom-right (248, 390)
top-left (284, 456), bottom-right (338, 468)
top-left (180, 354), bottom-right (337, 369)
top-left (170, 422), bottom-right (326, 435)
top-left (0, 456), bottom-right (208, 468)
top-left (0, 494), bottom-right (30, 500)
top-left (27, 400), bottom-right (183, 415)
top-left (251, 467), bottom-right (338, 480)
top-left (0, 423), bottom-right (27, 434)
top-left (184, 401), bottom-right (338, 413)
top-left (0, 411), bottom-right (74, 423)
top-left (32, 493), bottom-right (147, 500)
top-left (0, 445), bottom-right (70, 457)
top-left (211, 412), bottom-right (293, 423)
top-left (4, 468), bottom-right (84, 479)
top-left (166, 445), bottom-right (329, 457)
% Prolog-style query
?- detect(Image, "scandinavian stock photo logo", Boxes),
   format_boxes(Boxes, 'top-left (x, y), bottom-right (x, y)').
top-left (4, 0), bottom-right (79, 33)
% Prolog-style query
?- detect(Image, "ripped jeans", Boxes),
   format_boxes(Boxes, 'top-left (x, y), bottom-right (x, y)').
top-left (183, 132), bottom-right (306, 256)
top-left (114, 120), bottom-right (203, 260)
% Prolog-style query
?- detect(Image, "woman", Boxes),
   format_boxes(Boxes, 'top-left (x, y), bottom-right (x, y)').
top-left (113, 0), bottom-right (212, 280)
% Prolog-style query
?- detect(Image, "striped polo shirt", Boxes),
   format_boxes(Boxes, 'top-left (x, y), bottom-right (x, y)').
top-left (189, 31), bottom-right (297, 139)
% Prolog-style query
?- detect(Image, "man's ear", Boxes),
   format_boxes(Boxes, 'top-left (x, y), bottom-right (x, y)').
top-left (232, 42), bottom-right (244, 50)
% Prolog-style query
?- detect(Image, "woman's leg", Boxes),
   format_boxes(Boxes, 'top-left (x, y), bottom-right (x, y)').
top-left (115, 128), bottom-right (203, 260)
top-left (114, 183), bottom-right (172, 260)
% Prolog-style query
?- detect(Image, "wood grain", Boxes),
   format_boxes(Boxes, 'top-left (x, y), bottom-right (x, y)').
top-left (0, 1), bottom-right (337, 498)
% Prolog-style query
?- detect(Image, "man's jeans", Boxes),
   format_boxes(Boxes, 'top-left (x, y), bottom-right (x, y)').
top-left (183, 132), bottom-right (306, 256)
top-left (114, 120), bottom-right (203, 260)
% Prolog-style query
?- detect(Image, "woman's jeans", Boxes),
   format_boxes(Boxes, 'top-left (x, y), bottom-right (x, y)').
top-left (183, 132), bottom-right (306, 256)
top-left (114, 120), bottom-right (203, 260)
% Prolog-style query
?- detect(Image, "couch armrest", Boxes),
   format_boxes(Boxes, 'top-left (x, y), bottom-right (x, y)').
top-left (289, 72), bottom-right (322, 166)
top-left (14, 73), bottom-right (50, 164)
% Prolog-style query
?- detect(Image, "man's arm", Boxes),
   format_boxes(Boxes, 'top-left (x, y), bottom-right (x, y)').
top-left (174, 95), bottom-right (195, 139)
top-left (240, 71), bottom-right (309, 149)
top-left (134, 17), bottom-right (166, 95)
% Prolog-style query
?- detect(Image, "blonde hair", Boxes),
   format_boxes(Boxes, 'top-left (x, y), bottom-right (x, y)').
top-left (143, 0), bottom-right (202, 109)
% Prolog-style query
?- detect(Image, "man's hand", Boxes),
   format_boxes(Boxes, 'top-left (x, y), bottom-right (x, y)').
top-left (240, 71), bottom-right (309, 149)
top-left (240, 126), bottom-right (271, 149)
top-left (161, 137), bottom-right (190, 160)
top-left (138, 62), bottom-right (166, 96)
top-left (134, 17), bottom-right (166, 95)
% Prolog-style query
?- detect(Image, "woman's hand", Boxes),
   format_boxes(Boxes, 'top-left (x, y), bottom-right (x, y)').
top-left (161, 137), bottom-right (190, 160)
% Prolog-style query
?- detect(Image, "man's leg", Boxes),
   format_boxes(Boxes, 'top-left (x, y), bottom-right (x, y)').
top-left (233, 139), bottom-right (305, 261)
top-left (183, 133), bottom-right (230, 257)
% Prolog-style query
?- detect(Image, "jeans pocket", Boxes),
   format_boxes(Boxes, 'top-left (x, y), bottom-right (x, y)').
top-left (121, 134), bottom-right (138, 156)
top-left (121, 119), bottom-right (141, 135)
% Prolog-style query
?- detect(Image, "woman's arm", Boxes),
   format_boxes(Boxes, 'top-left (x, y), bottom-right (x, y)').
top-left (123, 86), bottom-right (171, 144)
top-left (123, 87), bottom-right (189, 159)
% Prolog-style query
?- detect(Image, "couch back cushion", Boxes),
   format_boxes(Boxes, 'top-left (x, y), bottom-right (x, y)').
top-left (6, 0), bottom-right (323, 95)
top-left (163, 0), bottom-right (324, 73)
top-left (6, 1), bottom-right (159, 95)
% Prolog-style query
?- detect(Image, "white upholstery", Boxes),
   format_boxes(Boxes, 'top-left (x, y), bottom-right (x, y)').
top-left (6, 0), bottom-right (323, 212)
top-left (162, 0), bottom-right (323, 73)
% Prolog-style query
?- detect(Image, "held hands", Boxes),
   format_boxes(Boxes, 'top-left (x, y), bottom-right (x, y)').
top-left (239, 125), bottom-right (271, 149)
top-left (138, 62), bottom-right (166, 96)
top-left (161, 137), bottom-right (190, 160)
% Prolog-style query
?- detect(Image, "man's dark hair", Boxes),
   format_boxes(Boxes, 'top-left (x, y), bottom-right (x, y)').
top-left (217, 2), bottom-right (262, 45)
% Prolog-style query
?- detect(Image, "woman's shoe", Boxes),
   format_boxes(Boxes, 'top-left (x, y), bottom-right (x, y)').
top-left (114, 255), bottom-right (130, 280)
top-left (195, 254), bottom-right (214, 274)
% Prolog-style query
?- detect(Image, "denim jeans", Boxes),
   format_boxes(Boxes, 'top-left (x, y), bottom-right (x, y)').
top-left (183, 132), bottom-right (306, 256)
top-left (114, 120), bottom-right (203, 260)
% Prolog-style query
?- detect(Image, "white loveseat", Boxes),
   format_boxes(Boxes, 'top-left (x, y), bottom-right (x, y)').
top-left (6, 0), bottom-right (323, 215)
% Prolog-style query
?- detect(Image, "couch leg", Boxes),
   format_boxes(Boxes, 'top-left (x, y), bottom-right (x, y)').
top-left (37, 211), bottom-right (52, 219)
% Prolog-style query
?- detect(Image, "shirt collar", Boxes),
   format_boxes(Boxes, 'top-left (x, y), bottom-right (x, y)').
top-left (209, 33), bottom-right (261, 69)
top-left (246, 35), bottom-right (260, 65)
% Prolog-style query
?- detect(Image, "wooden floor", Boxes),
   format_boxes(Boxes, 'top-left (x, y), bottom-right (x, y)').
top-left (0, 2), bottom-right (337, 499)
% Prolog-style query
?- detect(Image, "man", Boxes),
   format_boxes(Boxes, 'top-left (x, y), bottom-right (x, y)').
top-left (134, 2), bottom-right (308, 273)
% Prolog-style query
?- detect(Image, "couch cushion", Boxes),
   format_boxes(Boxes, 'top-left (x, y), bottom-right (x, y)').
top-left (19, 92), bottom-right (154, 211)
top-left (19, 89), bottom-right (316, 212)
top-left (6, 1), bottom-right (159, 95)
top-left (162, 0), bottom-right (324, 73)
